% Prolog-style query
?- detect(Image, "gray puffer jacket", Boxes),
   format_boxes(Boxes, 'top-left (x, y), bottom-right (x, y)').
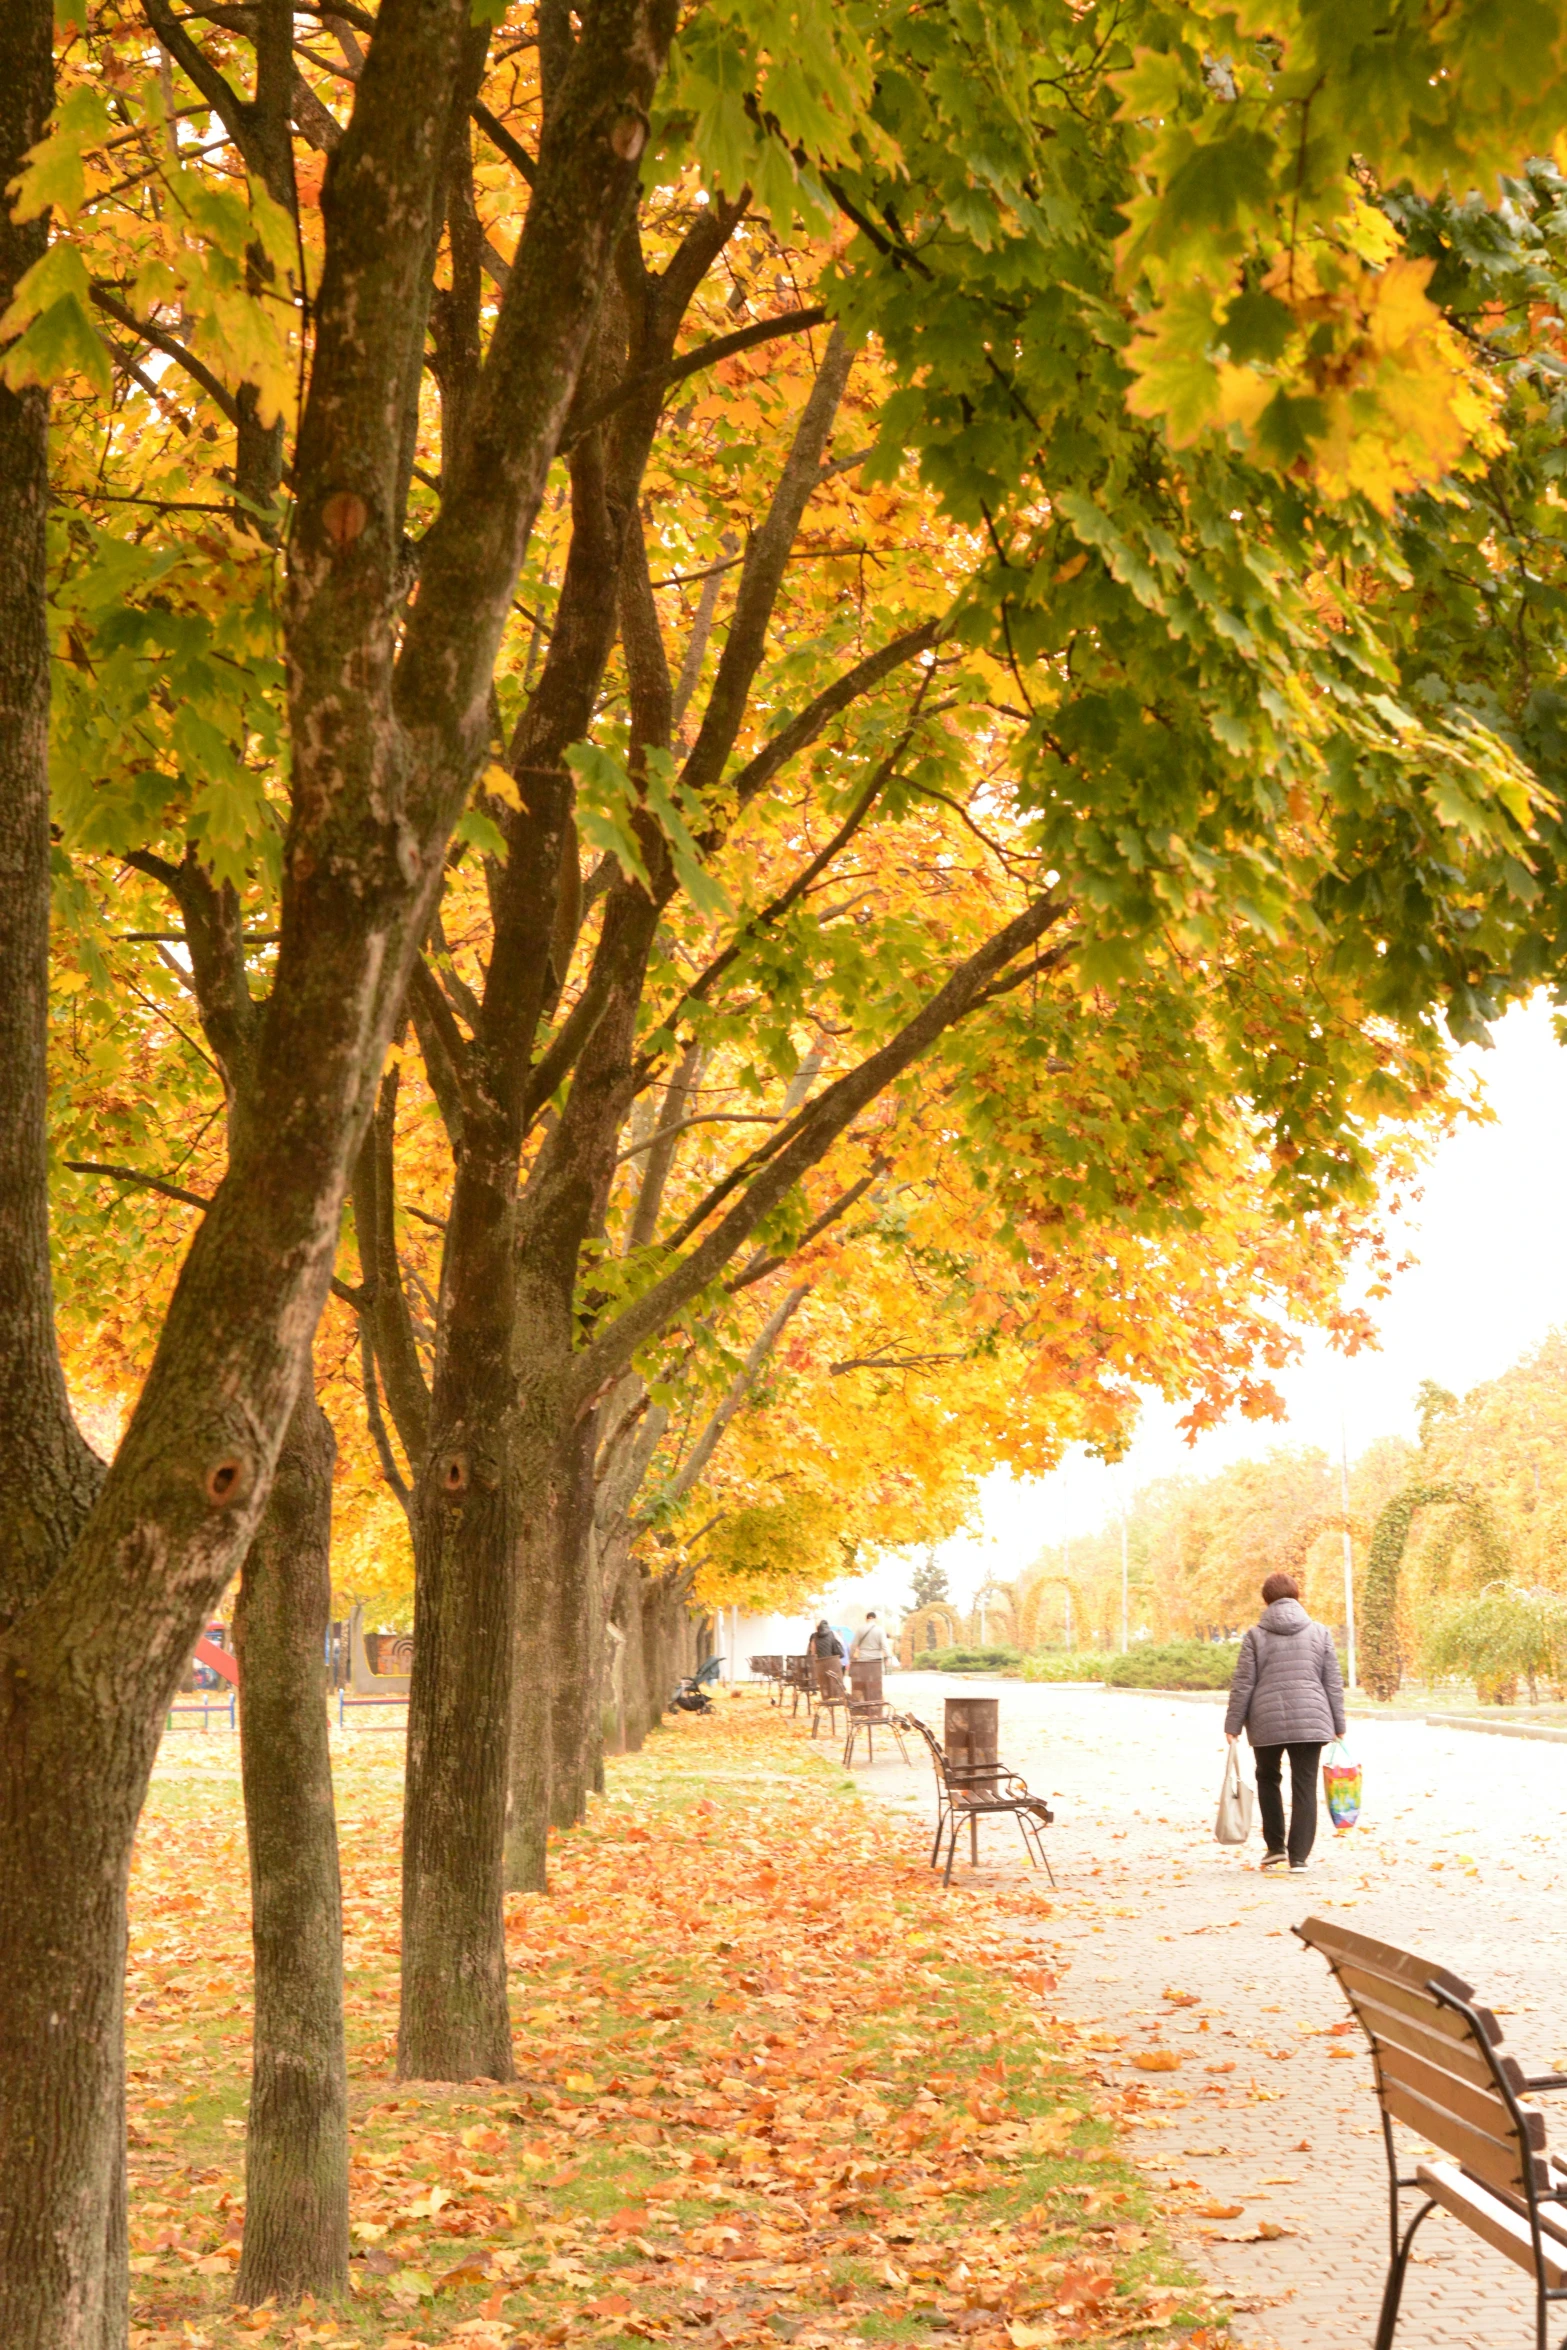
top-left (1224, 1599), bottom-right (1346, 1746)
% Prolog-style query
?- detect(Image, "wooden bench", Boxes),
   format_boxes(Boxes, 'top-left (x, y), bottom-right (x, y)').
top-left (1297, 1915), bottom-right (1567, 2349)
top-left (902, 1712), bottom-right (1055, 1887)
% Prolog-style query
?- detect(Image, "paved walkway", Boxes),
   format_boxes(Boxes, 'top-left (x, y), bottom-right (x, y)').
top-left (844, 1674), bottom-right (1567, 2350)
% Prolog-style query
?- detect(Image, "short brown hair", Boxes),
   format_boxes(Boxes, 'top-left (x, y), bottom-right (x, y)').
top-left (1261, 1572), bottom-right (1300, 1604)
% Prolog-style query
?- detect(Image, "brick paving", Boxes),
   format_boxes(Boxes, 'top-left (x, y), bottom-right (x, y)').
top-left (847, 1674), bottom-right (1567, 2350)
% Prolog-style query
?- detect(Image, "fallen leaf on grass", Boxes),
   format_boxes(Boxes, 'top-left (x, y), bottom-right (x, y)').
top-left (437, 2255), bottom-right (492, 2290)
top-left (1053, 2263), bottom-right (1116, 2316)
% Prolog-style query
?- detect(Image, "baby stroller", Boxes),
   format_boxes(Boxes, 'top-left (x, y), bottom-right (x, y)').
top-left (672, 1654), bottom-right (723, 1712)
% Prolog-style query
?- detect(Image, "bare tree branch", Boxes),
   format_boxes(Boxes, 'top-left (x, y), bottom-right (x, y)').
top-left (564, 307), bottom-right (827, 446)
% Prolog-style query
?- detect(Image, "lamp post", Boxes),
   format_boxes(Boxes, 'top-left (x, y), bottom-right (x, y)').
top-left (1339, 1415), bottom-right (1357, 1689)
top-left (1115, 1469), bottom-right (1130, 1655)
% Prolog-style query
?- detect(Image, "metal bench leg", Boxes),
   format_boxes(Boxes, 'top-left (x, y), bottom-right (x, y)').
top-left (942, 1811), bottom-right (961, 1887)
top-left (930, 1803), bottom-right (946, 1869)
top-left (1373, 2198), bottom-right (1436, 2350)
top-left (970, 1811), bottom-right (979, 1868)
top-left (1012, 1809), bottom-right (1055, 1886)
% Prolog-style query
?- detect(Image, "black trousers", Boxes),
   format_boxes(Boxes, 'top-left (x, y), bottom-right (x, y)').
top-left (1253, 1742), bottom-right (1323, 1865)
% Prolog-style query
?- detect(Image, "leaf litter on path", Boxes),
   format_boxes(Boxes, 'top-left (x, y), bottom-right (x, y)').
top-left (124, 1697), bottom-right (1229, 2348)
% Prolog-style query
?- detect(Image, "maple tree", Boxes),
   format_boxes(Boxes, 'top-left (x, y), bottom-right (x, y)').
top-left (17, 0), bottom-right (1567, 2334)
top-left (0, 0), bottom-right (688, 2330)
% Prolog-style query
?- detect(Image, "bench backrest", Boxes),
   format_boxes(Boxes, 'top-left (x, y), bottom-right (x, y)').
top-left (902, 1712), bottom-right (947, 1779)
top-left (1296, 1916), bottom-right (1546, 2200)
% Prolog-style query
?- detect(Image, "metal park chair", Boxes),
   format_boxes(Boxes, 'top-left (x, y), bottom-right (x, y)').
top-left (902, 1712), bottom-right (1055, 1887)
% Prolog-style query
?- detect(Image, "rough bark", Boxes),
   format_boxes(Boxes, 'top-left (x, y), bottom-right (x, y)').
top-left (610, 1544), bottom-right (649, 1751)
top-left (399, 1381), bottom-right (526, 2086)
top-left (503, 1491), bottom-right (557, 1894)
top-left (232, 1394), bottom-right (348, 2306)
top-left (546, 1409), bottom-right (598, 1831)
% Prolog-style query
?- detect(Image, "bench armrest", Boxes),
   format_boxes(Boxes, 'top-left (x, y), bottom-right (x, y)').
top-left (1523, 2074), bottom-right (1567, 2092)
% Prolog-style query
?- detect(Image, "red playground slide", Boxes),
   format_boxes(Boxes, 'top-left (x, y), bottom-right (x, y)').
top-left (193, 1634), bottom-right (238, 1687)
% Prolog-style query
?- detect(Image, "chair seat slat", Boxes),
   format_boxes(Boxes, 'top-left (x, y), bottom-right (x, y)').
top-left (1416, 2163), bottom-right (1567, 2288)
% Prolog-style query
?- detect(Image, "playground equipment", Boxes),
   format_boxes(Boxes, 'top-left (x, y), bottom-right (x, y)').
top-left (337, 1601), bottom-right (412, 1727)
top-left (192, 1631), bottom-right (237, 1688)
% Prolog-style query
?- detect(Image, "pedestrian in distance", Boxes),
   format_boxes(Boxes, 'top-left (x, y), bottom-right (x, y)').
top-left (808, 1618), bottom-right (845, 1664)
top-left (1224, 1571), bottom-right (1346, 1875)
top-left (849, 1612), bottom-right (888, 1664)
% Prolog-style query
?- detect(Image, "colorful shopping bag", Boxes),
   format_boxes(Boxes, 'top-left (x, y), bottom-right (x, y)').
top-left (1322, 1740), bottom-right (1362, 1831)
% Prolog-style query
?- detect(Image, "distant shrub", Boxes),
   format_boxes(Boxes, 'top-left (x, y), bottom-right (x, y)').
top-left (1020, 1652), bottom-right (1108, 1683)
top-left (1101, 1640), bottom-right (1240, 1690)
top-left (918, 1644), bottom-right (1023, 1673)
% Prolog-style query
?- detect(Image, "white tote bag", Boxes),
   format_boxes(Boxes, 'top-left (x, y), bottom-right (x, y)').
top-left (1214, 1746), bottom-right (1254, 1845)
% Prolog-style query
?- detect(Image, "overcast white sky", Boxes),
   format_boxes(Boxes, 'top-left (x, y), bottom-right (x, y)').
top-left (928, 994), bottom-right (1567, 1611)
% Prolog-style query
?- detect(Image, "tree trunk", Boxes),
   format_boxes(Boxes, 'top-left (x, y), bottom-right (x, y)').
top-left (502, 1383), bottom-right (586, 1888)
top-left (232, 1393), bottom-right (349, 2306)
top-left (503, 1493), bottom-right (555, 1895)
top-left (398, 1108), bottom-right (529, 2079)
top-left (0, 1634), bottom-right (178, 2350)
top-left (646, 1577), bottom-right (680, 1725)
top-left (611, 1549), bottom-right (649, 1752)
top-left (547, 1412), bottom-right (597, 1830)
top-left (398, 1421), bottom-right (520, 2082)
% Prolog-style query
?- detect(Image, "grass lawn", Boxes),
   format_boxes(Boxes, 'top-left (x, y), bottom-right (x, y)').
top-left (123, 1693), bottom-right (1227, 2349)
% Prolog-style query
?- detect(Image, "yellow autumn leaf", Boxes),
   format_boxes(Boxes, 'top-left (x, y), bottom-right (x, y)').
top-left (1364, 254), bottom-right (1439, 354)
top-left (480, 763), bottom-right (524, 810)
top-left (1212, 363), bottom-right (1273, 434)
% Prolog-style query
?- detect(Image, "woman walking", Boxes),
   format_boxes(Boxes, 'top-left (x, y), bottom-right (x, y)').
top-left (1224, 1572), bottom-right (1346, 1873)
